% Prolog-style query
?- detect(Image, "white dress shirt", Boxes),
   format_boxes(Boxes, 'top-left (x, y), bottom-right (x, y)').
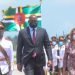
top-left (29, 26), bottom-right (37, 39)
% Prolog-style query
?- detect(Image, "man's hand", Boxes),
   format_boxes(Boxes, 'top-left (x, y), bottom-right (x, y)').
top-left (47, 60), bottom-right (52, 67)
top-left (60, 57), bottom-right (63, 60)
top-left (17, 64), bottom-right (22, 72)
top-left (32, 52), bottom-right (37, 58)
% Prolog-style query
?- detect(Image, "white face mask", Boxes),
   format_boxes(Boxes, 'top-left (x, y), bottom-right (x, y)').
top-left (73, 35), bottom-right (75, 40)
top-left (67, 39), bottom-right (70, 42)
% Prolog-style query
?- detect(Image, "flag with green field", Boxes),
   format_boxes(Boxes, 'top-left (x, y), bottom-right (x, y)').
top-left (2, 5), bottom-right (41, 31)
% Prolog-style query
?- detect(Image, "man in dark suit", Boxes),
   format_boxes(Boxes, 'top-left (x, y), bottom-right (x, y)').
top-left (17, 15), bottom-right (52, 75)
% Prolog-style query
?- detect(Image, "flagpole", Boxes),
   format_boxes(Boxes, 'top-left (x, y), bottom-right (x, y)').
top-left (63, 31), bottom-right (65, 38)
top-left (39, 0), bottom-right (42, 28)
top-left (40, 0), bottom-right (42, 6)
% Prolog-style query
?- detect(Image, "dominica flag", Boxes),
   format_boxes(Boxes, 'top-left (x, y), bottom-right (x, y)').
top-left (2, 5), bottom-right (41, 31)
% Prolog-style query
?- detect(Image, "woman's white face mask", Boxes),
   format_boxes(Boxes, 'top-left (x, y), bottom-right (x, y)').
top-left (67, 39), bottom-right (70, 43)
top-left (73, 35), bottom-right (75, 40)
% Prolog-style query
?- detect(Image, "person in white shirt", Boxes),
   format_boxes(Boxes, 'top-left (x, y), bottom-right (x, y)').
top-left (0, 22), bottom-right (14, 75)
top-left (57, 36), bottom-right (65, 75)
top-left (51, 36), bottom-right (59, 75)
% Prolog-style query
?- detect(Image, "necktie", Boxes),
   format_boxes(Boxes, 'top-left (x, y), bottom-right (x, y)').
top-left (32, 28), bottom-right (36, 44)
top-left (32, 28), bottom-right (36, 58)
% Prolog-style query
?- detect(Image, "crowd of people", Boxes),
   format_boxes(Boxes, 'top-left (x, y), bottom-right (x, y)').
top-left (49, 35), bottom-right (70, 75)
top-left (49, 29), bottom-right (75, 75)
top-left (0, 14), bottom-right (75, 75)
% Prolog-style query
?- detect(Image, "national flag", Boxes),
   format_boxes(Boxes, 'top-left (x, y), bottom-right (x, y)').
top-left (2, 5), bottom-right (41, 31)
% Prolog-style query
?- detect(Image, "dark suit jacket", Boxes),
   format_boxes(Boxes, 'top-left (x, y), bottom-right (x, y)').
top-left (17, 27), bottom-right (52, 66)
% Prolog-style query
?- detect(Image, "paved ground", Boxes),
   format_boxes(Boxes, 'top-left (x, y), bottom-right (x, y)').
top-left (12, 64), bottom-right (24, 75)
top-left (13, 70), bottom-right (24, 75)
top-left (13, 52), bottom-right (24, 75)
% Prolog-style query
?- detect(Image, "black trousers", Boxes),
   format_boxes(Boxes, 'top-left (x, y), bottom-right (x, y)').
top-left (24, 62), bottom-right (45, 75)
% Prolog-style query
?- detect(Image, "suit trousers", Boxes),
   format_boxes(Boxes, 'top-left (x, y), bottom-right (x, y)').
top-left (24, 60), bottom-right (45, 75)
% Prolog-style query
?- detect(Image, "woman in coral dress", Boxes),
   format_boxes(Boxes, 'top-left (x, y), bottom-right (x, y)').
top-left (63, 28), bottom-right (75, 75)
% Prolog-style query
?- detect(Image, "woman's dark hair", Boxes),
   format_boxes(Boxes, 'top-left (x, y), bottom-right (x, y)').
top-left (0, 21), bottom-right (4, 25)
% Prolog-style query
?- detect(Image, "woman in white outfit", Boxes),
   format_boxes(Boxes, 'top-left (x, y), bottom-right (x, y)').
top-left (0, 22), bottom-right (14, 75)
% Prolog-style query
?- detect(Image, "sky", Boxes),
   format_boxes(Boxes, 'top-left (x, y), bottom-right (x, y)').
top-left (0, 0), bottom-right (75, 38)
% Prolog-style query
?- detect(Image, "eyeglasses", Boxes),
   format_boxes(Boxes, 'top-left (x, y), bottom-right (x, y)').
top-left (0, 27), bottom-right (4, 30)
